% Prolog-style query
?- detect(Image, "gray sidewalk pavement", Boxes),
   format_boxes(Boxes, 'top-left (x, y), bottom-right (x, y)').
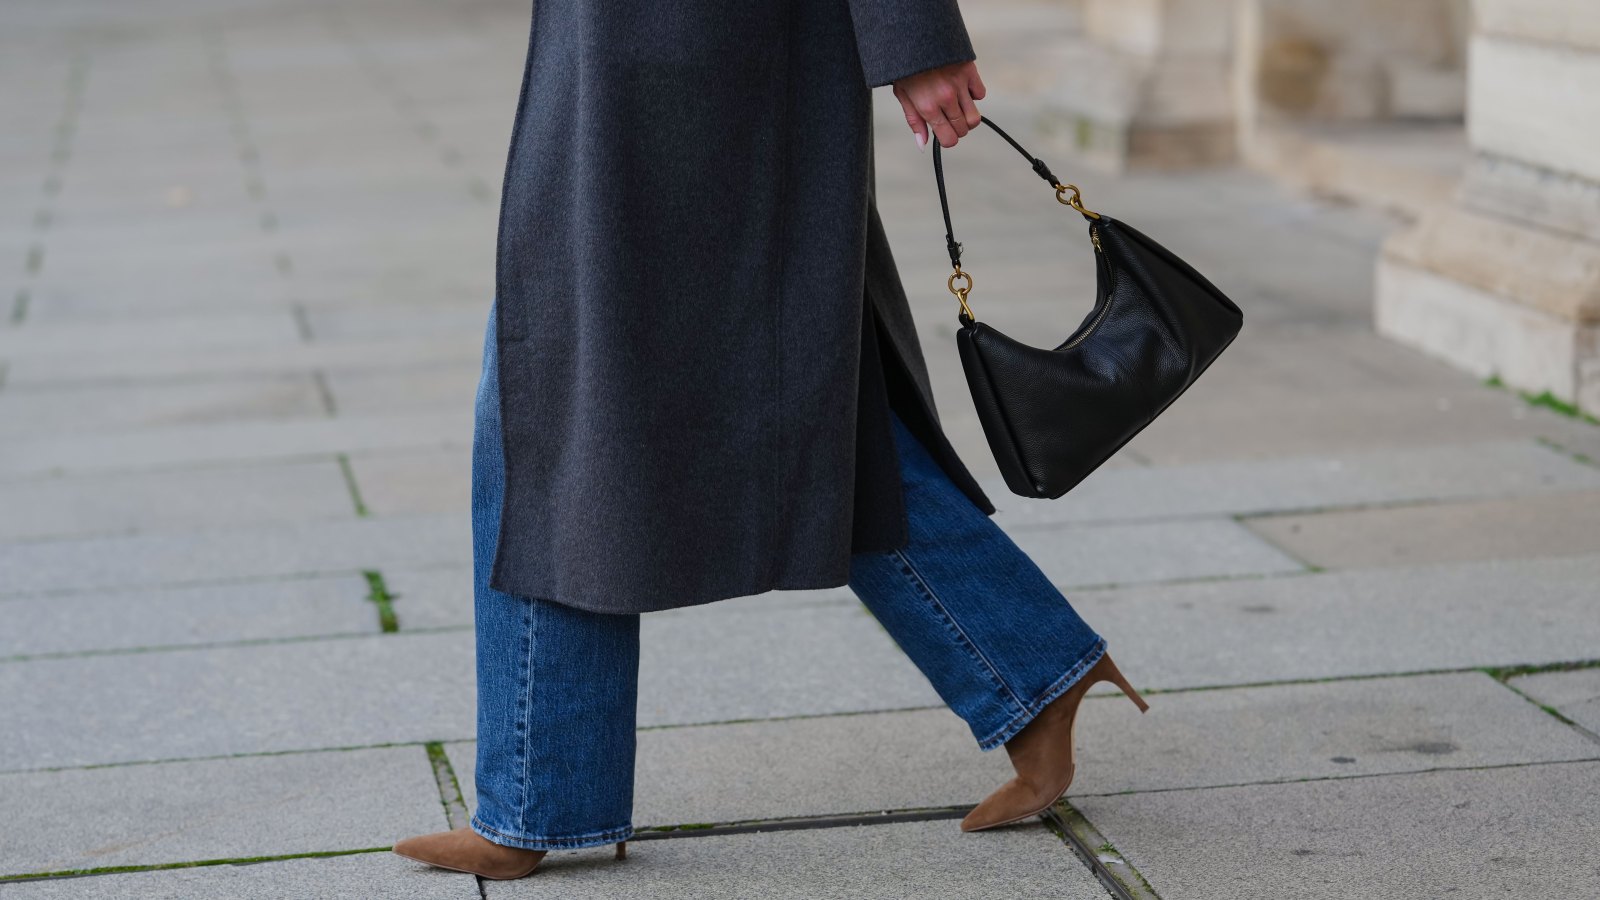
top-left (3, 0), bottom-right (1598, 897)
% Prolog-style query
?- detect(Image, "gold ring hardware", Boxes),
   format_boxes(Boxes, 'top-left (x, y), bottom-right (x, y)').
top-left (947, 268), bottom-right (975, 320)
top-left (1054, 182), bottom-right (1101, 219)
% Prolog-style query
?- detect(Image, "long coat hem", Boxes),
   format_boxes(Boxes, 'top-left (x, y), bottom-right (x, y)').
top-left (485, 0), bottom-right (992, 615)
top-left (486, 254), bottom-right (997, 617)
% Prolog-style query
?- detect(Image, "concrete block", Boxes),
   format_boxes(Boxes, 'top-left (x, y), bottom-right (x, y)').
top-left (324, 366), bottom-right (479, 416)
top-left (1077, 761), bottom-right (1600, 899)
top-left (1478, 0), bottom-right (1600, 53)
top-left (1006, 518), bottom-right (1305, 588)
top-left (1470, 35), bottom-right (1600, 184)
top-left (1509, 667), bottom-right (1600, 733)
top-left (987, 439), bottom-right (1600, 529)
top-left (1067, 671), bottom-right (1599, 796)
top-left (0, 747), bottom-right (446, 876)
top-left (637, 601), bottom-right (944, 728)
top-left (1073, 555), bottom-right (1600, 692)
top-left (0, 574), bottom-right (378, 658)
top-left (0, 513), bottom-right (471, 597)
top-left (1376, 257), bottom-right (1586, 404)
top-left (0, 459), bottom-right (356, 541)
top-left (0, 852), bottom-right (479, 899)
top-left (448, 708), bottom-right (1013, 830)
top-left (1242, 489), bottom-right (1600, 570)
top-left (0, 376), bottom-right (327, 439)
top-left (346, 449), bottom-right (471, 517)
top-left (482, 819), bottom-right (1107, 899)
top-left (0, 410), bottom-right (473, 479)
top-left (0, 631), bottom-right (475, 770)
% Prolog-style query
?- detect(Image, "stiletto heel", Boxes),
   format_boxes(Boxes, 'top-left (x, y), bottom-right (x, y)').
top-left (1097, 652), bottom-right (1149, 713)
top-left (615, 840), bottom-right (627, 861)
top-left (960, 650), bottom-right (1149, 832)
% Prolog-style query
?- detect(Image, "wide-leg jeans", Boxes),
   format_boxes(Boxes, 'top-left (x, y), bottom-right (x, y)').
top-left (470, 304), bottom-right (1107, 851)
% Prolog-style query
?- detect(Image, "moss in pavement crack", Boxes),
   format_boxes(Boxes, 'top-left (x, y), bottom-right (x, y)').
top-left (363, 570), bottom-right (398, 633)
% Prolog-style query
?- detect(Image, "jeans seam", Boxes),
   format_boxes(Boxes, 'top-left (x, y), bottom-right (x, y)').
top-left (517, 598), bottom-right (536, 836)
top-left (975, 635), bottom-right (1107, 751)
top-left (891, 548), bottom-right (1028, 715)
top-left (471, 814), bottom-right (633, 851)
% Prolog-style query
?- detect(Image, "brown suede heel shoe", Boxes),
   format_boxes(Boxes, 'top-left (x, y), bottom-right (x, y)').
top-left (961, 652), bottom-right (1148, 832)
top-left (393, 827), bottom-right (626, 880)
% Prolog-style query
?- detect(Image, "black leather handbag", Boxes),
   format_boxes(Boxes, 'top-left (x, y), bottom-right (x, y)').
top-left (932, 116), bottom-right (1244, 499)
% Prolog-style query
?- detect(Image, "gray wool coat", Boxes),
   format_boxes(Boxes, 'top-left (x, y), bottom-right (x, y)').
top-left (490, 0), bottom-right (996, 615)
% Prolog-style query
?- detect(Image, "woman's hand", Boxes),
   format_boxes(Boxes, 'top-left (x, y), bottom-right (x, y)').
top-left (893, 60), bottom-right (987, 151)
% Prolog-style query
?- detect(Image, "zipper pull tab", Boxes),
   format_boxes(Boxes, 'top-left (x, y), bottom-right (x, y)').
top-left (1090, 226), bottom-right (1103, 253)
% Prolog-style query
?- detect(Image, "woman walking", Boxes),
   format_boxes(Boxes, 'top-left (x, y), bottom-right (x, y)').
top-left (393, 0), bottom-right (1147, 880)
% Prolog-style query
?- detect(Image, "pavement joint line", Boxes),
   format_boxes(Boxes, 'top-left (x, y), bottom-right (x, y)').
top-left (0, 436), bottom-right (475, 484)
top-left (425, 741), bottom-right (470, 829)
top-left (362, 569), bottom-right (399, 632)
top-left (1537, 435), bottom-right (1599, 470)
top-left (1492, 679), bottom-right (1599, 743)
top-left (1487, 375), bottom-right (1600, 425)
top-left (313, 370), bottom-right (338, 415)
top-left (1484, 664), bottom-right (1600, 746)
top-left (631, 805), bottom-right (973, 841)
top-left (0, 846), bottom-right (393, 885)
top-left (0, 624), bottom-right (460, 665)
top-left (337, 452), bottom-right (370, 516)
top-left (1045, 801), bottom-right (1162, 900)
top-left (291, 302), bottom-right (315, 341)
top-left (0, 562), bottom-right (465, 602)
top-left (1064, 754), bottom-right (1600, 801)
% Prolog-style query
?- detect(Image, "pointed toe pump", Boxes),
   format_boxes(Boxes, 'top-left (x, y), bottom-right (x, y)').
top-left (961, 652), bottom-right (1148, 833)
top-left (392, 827), bottom-right (627, 880)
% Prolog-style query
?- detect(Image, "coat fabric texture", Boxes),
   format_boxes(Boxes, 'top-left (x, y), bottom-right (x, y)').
top-left (491, 0), bottom-right (996, 614)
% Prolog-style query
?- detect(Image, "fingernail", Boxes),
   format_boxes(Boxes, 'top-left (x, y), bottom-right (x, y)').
top-left (915, 131), bottom-right (926, 152)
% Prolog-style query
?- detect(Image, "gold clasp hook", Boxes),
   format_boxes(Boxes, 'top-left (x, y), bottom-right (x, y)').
top-left (947, 267), bottom-right (975, 320)
top-left (1054, 182), bottom-right (1101, 219)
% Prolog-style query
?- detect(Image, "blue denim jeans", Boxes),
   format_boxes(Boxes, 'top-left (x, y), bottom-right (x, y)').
top-left (470, 303), bottom-right (1106, 851)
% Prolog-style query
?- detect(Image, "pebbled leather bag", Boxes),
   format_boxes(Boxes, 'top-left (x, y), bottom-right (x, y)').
top-left (932, 116), bottom-right (1244, 499)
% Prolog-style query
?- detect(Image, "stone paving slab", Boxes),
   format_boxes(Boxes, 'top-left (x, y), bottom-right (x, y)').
top-left (1124, 384), bottom-right (1564, 464)
top-left (3, 336), bottom-right (480, 385)
top-left (303, 305), bottom-right (490, 342)
top-left (0, 512), bottom-right (469, 597)
top-left (325, 366), bottom-right (480, 416)
top-left (0, 574), bottom-right (377, 658)
top-left (383, 567), bottom-right (858, 631)
top-left (1509, 668), bottom-right (1600, 734)
top-left (480, 819), bottom-right (1107, 900)
top-left (1243, 489), bottom-right (1600, 570)
top-left (1075, 555), bottom-right (1600, 693)
top-left (0, 631), bottom-right (474, 770)
top-left (0, 376), bottom-right (327, 439)
top-left (637, 602), bottom-right (944, 728)
top-left (1076, 760), bottom-right (1600, 900)
top-left (0, 599), bottom-right (945, 769)
top-left (445, 708), bottom-right (1013, 830)
top-left (346, 449), bottom-right (469, 517)
top-left (1067, 671), bottom-right (1599, 796)
top-left (0, 852), bottom-right (479, 899)
top-left (1008, 517), bottom-right (1304, 588)
top-left (0, 746), bottom-right (444, 877)
top-left (0, 459), bottom-right (355, 541)
top-left (985, 439), bottom-right (1600, 529)
top-left (447, 671), bottom-right (1597, 831)
top-left (0, 310), bottom-right (302, 358)
top-left (0, 410), bottom-right (473, 479)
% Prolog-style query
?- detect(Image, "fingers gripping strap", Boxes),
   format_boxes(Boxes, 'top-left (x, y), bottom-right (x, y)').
top-left (931, 115), bottom-right (1063, 270)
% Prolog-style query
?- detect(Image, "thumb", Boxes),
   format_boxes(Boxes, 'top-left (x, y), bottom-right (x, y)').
top-left (894, 83), bottom-right (928, 151)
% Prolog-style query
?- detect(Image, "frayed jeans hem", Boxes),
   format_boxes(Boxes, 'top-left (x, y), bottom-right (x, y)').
top-left (470, 814), bottom-right (634, 851)
top-left (973, 635), bottom-right (1108, 752)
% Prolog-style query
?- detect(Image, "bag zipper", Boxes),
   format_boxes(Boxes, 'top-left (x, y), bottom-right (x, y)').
top-left (1062, 225), bottom-right (1112, 350)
